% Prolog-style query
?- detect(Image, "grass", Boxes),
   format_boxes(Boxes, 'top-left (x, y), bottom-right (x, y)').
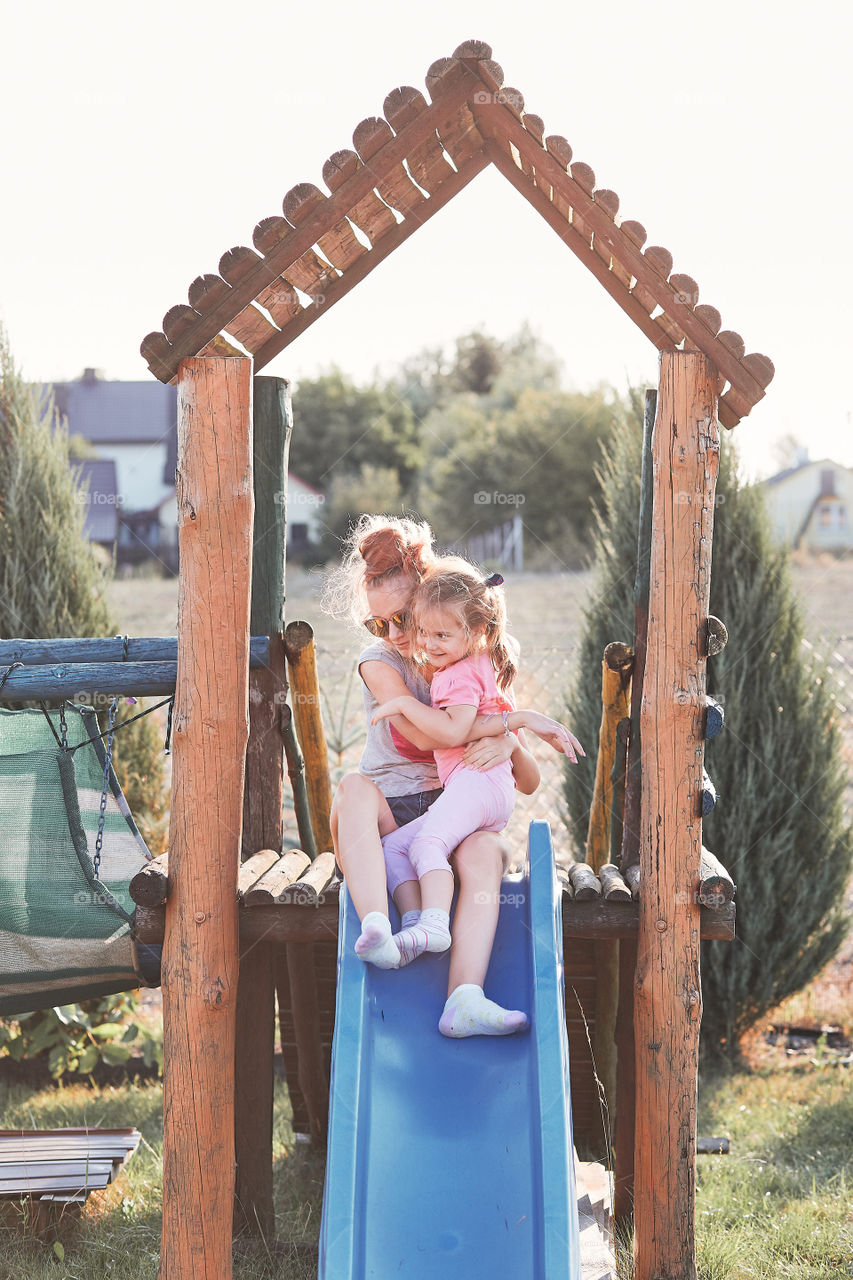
top-left (0, 1076), bottom-right (324, 1279)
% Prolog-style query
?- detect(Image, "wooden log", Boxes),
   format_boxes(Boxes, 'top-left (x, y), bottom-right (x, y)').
top-left (598, 864), bottom-right (632, 902)
top-left (703, 694), bottom-right (725, 739)
top-left (586, 641), bottom-right (633, 873)
top-left (566, 862), bottom-right (602, 901)
top-left (129, 853), bottom-right (170, 908)
top-left (613, 934), bottom-right (638, 1222)
top-left (279, 702), bottom-right (317, 860)
top-left (321, 150), bottom-right (398, 244)
top-left (242, 850), bottom-right (311, 906)
top-left (0, 661), bottom-right (190, 702)
top-left (610, 717), bottom-right (630, 863)
top-left (284, 621), bottom-right (334, 856)
top-left (633, 351), bottom-right (719, 1280)
top-left (289, 851), bottom-right (338, 905)
top-left (0, 636), bottom-right (270, 666)
top-left (285, 943), bottom-right (328, 1144)
top-left (620, 391), bottom-right (656, 873)
top-left (699, 847), bottom-right (736, 908)
top-left (704, 616), bottom-right (729, 657)
top-left (236, 850), bottom-right (282, 901)
top-left (283, 183), bottom-right (365, 274)
top-left (624, 863), bottom-right (640, 900)
top-left (234, 376), bottom-right (292, 1240)
top-left (352, 116), bottom-right (426, 218)
top-left (159, 355), bottom-right (253, 1280)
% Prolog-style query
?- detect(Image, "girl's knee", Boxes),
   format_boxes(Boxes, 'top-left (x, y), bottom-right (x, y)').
top-left (454, 831), bottom-right (509, 881)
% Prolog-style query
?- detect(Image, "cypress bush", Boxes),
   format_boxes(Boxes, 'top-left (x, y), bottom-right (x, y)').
top-left (565, 407), bottom-right (853, 1063)
top-left (0, 325), bottom-right (167, 854)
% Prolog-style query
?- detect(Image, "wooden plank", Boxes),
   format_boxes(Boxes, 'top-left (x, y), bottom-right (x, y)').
top-left (234, 376), bottom-right (291, 1239)
top-left (159, 356), bottom-right (253, 1280)
top-left (321, 150), bottom-right (398, 243)
top-left (283, 183), bottom-right (365, 273)
top-left (613, 934), bottom-right (637, 1222)
top-left (285, 943), bottom-right (328, 1144)
top-left (140, 71), bottom-right (482, 382)
top-left (633, 352), bottom-right (719, 1280)
top-left (249, 149), bottom-right (489, 373)
top-left (353, 116), bottom-right (426, 217)
top-left (384, 86), bottom-right (456, 194)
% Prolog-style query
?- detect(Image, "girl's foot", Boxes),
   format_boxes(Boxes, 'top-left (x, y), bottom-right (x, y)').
top-left (439, 984), bottom-right (529, 1038)
top-left (354, 912), bottom-right (400, 969)
top-left (394, 907), bottom-right (451, 966)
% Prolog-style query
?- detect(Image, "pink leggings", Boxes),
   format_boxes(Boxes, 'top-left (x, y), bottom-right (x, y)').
top-left (381, 764), bottom-right (515, 895)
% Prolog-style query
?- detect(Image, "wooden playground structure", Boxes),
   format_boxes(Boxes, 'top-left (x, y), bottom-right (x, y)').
top-left (5, 37), bottom-right (773, 1280)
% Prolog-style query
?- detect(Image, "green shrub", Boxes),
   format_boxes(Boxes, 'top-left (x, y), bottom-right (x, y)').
top-left (566, 409), bottom-right (853, 1063)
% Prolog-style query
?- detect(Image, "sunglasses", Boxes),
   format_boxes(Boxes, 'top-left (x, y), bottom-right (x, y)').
top-left (363, 610), bottom-right (411, 638)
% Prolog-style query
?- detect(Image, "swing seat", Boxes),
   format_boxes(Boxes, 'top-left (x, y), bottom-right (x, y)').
top-left (0, 705), bottom-right (155, 1016)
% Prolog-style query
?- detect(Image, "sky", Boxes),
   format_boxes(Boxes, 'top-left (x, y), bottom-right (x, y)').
top-left (2, 0), bottom-right (851, 480)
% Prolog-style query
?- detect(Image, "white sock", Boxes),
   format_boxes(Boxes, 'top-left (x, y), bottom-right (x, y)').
top-left (439, 984), bottom-right (529, 1038)
top-left (354, 911), bottom-right (400, 969)
top-left (394, 907), bottom-right (451, 966)
top-left (400, 910), bottom-right (421, 929)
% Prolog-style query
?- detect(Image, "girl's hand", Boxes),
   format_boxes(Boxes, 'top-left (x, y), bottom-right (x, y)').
top-left (462, 733), bottom-right (515, 772)
top-left (519, 711), bottom-right (585, 763)
top-left (371, 697), bottom-right (403, 725)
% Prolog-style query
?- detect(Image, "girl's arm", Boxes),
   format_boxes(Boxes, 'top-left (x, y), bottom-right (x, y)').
top-left (359, 660), bottom-right (443, 750)
top-left (371, 694), bottom-right (478, 749)
top-left (465, 707), bottom-right (585, 763)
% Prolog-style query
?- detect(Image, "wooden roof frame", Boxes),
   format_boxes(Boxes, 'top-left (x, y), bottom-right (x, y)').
top-left (141, 39), bottom-right (773, 429)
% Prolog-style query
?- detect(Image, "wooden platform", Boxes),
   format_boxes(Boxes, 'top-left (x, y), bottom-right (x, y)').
top-left (576, 1155), bottom-right (616, 1280)
top-left (0, 1128), bottom-right (141, 1231)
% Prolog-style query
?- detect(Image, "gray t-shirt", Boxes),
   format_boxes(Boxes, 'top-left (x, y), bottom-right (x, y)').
top-left (358, 641), bottom-right (441, 799)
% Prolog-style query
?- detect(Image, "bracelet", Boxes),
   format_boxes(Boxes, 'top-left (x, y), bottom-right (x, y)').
top-left (502, 710), bottom-right (510, 735)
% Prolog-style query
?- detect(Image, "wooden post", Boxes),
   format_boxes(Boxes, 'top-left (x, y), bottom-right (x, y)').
top-left (160, 356), bottom-right (253, 1280)
top-left (633, 352), bottom-right (719, 1280)
top-left (234, 376), bottom-right (291, 1239)
top-left (284, 620), bottom-right (334, 855)
top-left (586, 643), bottom-right (632, 1136)
top-left (620, 390), bottom-right (656, 873)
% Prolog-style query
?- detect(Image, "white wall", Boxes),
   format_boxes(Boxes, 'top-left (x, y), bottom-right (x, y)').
top-left (103, 442), bottom-right (172, 512)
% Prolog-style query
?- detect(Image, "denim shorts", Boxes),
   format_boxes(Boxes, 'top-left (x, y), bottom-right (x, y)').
top-left (386, 787), bottom-right (443, 828)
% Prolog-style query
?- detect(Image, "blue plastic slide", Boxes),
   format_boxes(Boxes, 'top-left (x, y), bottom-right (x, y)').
top-left (319, 820), bottom-right (581, 1279)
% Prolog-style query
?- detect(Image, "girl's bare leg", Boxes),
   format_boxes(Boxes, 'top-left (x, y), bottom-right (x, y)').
top-left (331, 773), bottom-right (396, 922)
top-left (448, 831), bottom-right (505, 993)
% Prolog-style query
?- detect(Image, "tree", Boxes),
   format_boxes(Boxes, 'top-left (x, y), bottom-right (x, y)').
top-left (565, 408), bottom-right (853, 1063)
top-left (289, 369), bottom-right (423, 497)
top-left (417, 384), bottom-right (626, 566)
top-left (0, 323), bottom-right (167, 854)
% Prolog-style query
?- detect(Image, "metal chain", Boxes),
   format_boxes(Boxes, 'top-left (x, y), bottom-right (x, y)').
top-left (93, 697), bottom-right (118, 881)
top-left (58, 702), bottom-right (68, 751)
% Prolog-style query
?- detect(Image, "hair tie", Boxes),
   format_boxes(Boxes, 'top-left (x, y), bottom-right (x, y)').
top-left (484, 572), bottom-right (504, 587)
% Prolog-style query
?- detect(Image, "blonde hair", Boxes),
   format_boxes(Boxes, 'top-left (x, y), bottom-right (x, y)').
top-left (323, 513), bottom-right (438, 629)
top-left (411, 556), bottom-right (519, 691)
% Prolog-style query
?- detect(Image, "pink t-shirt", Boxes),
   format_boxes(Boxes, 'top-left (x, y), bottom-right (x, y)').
top-left (429, 650), bottom-right (514, 786)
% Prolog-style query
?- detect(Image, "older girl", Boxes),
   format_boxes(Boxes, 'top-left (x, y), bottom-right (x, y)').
top-left (328, 515), bottom-right (582, 1037)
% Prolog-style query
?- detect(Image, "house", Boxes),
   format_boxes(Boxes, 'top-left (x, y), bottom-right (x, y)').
top-left (72, 457), bottom-right (120, 549)
top-left (50, 368), bottom-right (177, 513)
top-left (761, 455), bottom-right (853, 553)
top-left (50, 370), bottom-right (323, 568)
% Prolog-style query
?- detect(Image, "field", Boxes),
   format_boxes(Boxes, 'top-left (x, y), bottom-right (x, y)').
top-left (1, 560), bottom-right (850, 1278)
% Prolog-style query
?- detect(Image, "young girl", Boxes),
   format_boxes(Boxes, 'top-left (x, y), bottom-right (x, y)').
top-left (371, 559), bottom-right (579, 1036)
